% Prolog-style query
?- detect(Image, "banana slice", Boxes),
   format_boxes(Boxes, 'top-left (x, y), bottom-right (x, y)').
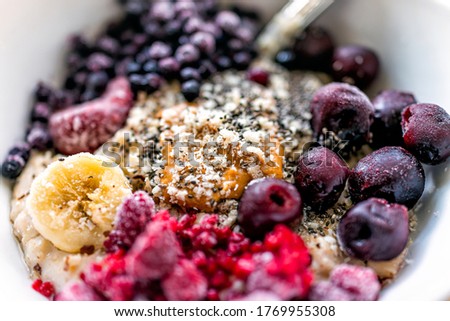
top-left (27, 153), bottom-right (132, 253)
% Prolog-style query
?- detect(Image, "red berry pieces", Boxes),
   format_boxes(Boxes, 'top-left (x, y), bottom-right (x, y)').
top-left (32, 279), bottom-right (55, 299)
top-left (348, 146), bottom-right (425, 208)
top-left (238, 178), bottom-right (303, 239)
top-left (49, 77), bottom-right (133, 155)
top-left (294, 146), bottom-right (349, 211)
top-left (401, 103), bottom-right (450, 165)
top-left (309, 264), bottom-right (380, 301)
top-left (310, 82), bottom-right (374, 147)
top-left (246, 225), bottom-right (313, 300)
top-left (337, 198), bottom-right (409, 261)
top-left (246, 67), bottom-right (270, 86)
top-left (126, 218), bottom-right (182, 280)
top-left (293, 26), bottom-right (335, 72)
top-left (83, 251), bottom-right (134, 301)
top-left (332, 45), bottom-right (380, 89)
top-left (104, 191), bottom-right (156, 253)
top-left (162, 259), bottom-right (208, 301)
top-left (55, 282), bottom-right (102, 301)
top-left (371, 90), bottom-right (417, 148)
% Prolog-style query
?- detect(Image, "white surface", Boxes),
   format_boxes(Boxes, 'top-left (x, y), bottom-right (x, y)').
top-left (0, 0), bottom-right (449, 301)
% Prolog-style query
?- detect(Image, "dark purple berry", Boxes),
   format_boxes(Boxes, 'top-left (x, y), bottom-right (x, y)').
top-left (144, 73), bottom-right (163, 94)
top-left (371, 90), bottom-right (417, 148)
top-left (104, 191), bottom-right (155, 253)
top-left (129, 74), bottom-right (147, 94)
top-left (233, 51), bottom-right (252, 70)
top-left (294, 146), bottom-right (349, 210)
top-left (293, 26), bottom-right (334, 71)
top-left (27, 123), bottom-right (52, 151)
top-left (183, 17), bottom-right (203, 34)
top-left (348, 146), bottom-right (425, 208)
top-left (181, 80), bottom-right (201, 102)
top-left (337, 198), bottom-right (409, 261)
top-left (164, 20), bottom-right (182, 39)
top-left (86, 71), bottom-right (109, 92)
top-left (234, 27), bottom-right (254, 43)
top-left (148, 41), bottom-right (172, 60)
top-left (237, 178), bottom-right (303, 239)
top-left (86, 53), bottom-right (114, 72)
top-left (34, 82), bottom-right (54, 103)
top-left (8, 142), bottom-right (31, 161)
top-left (190, 32), bottom-right (216, 55)
top-left (68, 35), bottom-right (91, 57)
top-left (175, 44), bottom-right (200, 65)
top-left (126, 61), bottom-right (142, 75)
top-left (198, 60), bottom-right (216, 79)
top-left (332, 45), bottom-right (380, 89)
top-left (310, 82), bottom-right (375, 146)
top-left (149, 1), bottom-right (174, 22)
top-left (96, 36), bottom-right (120, 56)
top-left (216, 11), bottom-right (240, 34)
top-left (180, 67), bottom-right (202, 82)
top-left (80, 89), bottom-right (98, 103)
top-left (275, 49), bottom-right (298, 69)
top-left (31, 103), bottom-right (51, 123)
top-left (158, 57), bottom-right (180, 78)
top-left (402, 103), bottom-right (450, 165)
top-left (142, 60), bottom-right (159, 74)
top-left (228, 38), bottom-right (245, 52)
top-left (215, 56), bottom-right (232, 71)
top-left (48, 89), bottom-right (76, 110)
top-left (1, 154), bottom-right (26, 179)
top-left (246, 68), bottom-right (270, 86)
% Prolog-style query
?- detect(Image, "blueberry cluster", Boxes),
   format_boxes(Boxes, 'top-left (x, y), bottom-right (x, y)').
top-left (1, 0), bottom-right (260, 179)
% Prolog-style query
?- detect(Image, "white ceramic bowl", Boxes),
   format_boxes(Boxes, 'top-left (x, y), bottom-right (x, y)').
top-left (0, 0), bottom-right (449, 301)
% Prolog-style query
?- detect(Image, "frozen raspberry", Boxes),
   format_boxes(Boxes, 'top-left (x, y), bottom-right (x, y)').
top-left (348, 146), bottom-right (425, 208)
top-left (104, 191), bottom-right (156, 253)
top-left (238, 178), bottom-right (303, 239)
top-left (294, 146), bottom-right (349, 210)
top-left (330, 264), bottom-right (380, 301)
top-left (308, 281), bottom-right (353, 301)
top-left (32, 279), bottom-right (55, 299)
top-left (49, 77), bottom-right (133, 155)
top-left (401, 103), bottom-right (450, 165)
top-left (126, 219), bottom-right (182, 280)
top-left (246, 68), bottom-right (270, 86)
top-left (310, 83), bottom-right (375, 147)
top-left (246, 225), bottom-right (313, 300)
top-left (55, 282), bottom-right (102, 301)
top-left (162, 259), bottom-right (207, 301)
top-left (83, 251), bottom-right (134, 301)
top-left (337, 198), bottom-right (409, 261)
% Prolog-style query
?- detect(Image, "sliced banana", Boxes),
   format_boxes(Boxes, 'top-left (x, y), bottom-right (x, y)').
top-left (27, 153), bottom-right (132, 253)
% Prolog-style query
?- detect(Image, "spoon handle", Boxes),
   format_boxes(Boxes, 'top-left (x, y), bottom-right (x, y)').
top-left (257, 0), bottom-right (334, 58)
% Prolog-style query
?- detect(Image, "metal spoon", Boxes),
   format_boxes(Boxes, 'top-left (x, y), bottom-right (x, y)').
top-left (257, 0), bottom-right (334, 58)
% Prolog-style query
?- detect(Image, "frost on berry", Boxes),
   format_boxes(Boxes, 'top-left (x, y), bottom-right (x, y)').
top-left (104, 191), bottom-right (156, 253)
top-left (55, 282), bottom-right (102, 301)
top-left (162, 259), bottom-right (207, 301)
top-left (49, 77), bottom-right (133, 155)
top-left (126, 218), bottom-right (182, 280)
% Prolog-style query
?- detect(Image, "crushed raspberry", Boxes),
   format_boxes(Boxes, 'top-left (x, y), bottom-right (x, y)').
top-left (126, 216), bottom-right (182, 280)
top-left (82, 250), bottom-right (134, 301)
top-left (162, 259), bottom-right (208, 301)
top-left (49, 77), bottom-right (133, 155)
top-left (55, 282), bottom-right (102, 301)
top-left (32, 279), bottom-right (55, 299)
top-left (104, 191), bottom-right (156, 253)
top-left (57, 211), bottom-right (313, 301)
top-left (308, 264), bottom-right (380, 301)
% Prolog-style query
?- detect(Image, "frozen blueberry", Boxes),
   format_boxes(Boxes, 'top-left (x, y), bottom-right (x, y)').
top-left (180, 67), bottom-right (202, 82)
top-left (293, 26), bottom-right (335, 71)
top-left (215, 56), bottom-right (233, 71)
top-left (198, 60), bottom-right (216, 79)
top-left (332, 45), bottom-right (380, 89)
top-left (142, 60), bottom-right (159, 74)
top-left (1, 154), bottom-right (26, 179)
top-left (190, 32), bottom-right (216, 55)
top-left (158, 57), bottom-right (180, 78)
top-left (371, 90), bottom-right (417, 148)
top-left (86, 71), bottom-right (109, 92)
top-left (294, 146), bottom-right (349, 211)
top-left (27, 123), bottom-right (52, 151)
top-left (148, 41), bottom-right (172, 60)
top-left (181, 80), bottom-right (201, 102)
top-left (34, 82), bottom-right (55, 103)
top-left (275, 49), bottom-right (298, 69)
top-left (175, 44), bottom-right (200, 65)
top-left (401, 103), bottom-right (450, 165)
top-left (96, 36), bottom-right (120, 56)
top-left (337, 198), bottom-right (409, 261)
top-left (348, 146), bottom-right (425, 208)
top-left (216, 11), bottom-right (241, 34)
top-left (126, 61), bottom-right (142, 75)
top-left (86, 53), bottom-right (114, 72)
top-left (8, 142), bottom-right (31, 161)
top-left (238, 178), bottom-right (303, 239)
top-left (232, 51), bottom-right (252, 70)
top-left (31, 103), bottom-right (52, 123)
top-left (144, 73), bottom-right (163, 94)
top-left (310, 82), bottom-right (375, 147)
top-left (129, 74), bottom-right (147, 94)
